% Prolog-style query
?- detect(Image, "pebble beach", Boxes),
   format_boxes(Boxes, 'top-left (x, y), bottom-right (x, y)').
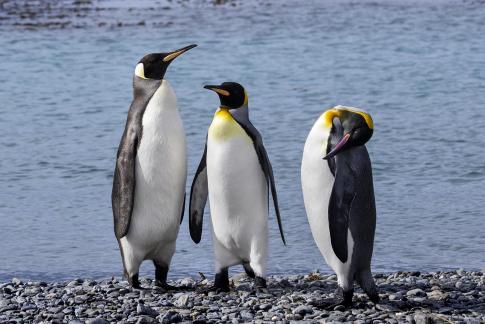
top-left (1, 270), bottom-right (483, 323)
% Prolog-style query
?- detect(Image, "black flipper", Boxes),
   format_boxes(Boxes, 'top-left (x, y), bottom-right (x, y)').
top-left (230, 110), bottom-right (286, 245)
top-left (189, 143), bottom-right (208, 244)
top-left (328, 170), bottom-right (355, 263)
top-left (112, 131), bottom-right (138, 239)
top-left (180, 193), bottom-right (186, 224)
top-left (112, 76), bottom-right (161, 240)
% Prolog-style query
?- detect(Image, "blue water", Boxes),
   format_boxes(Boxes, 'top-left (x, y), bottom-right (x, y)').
top-left (1, 0), bottom-right (484, 282)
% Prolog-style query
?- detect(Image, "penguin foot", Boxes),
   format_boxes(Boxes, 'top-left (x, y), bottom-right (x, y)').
top-left (312, 288), bottom-right (353, 309)
top-left (213, 268), bottom-right (230, 292)
top-left (310, 299), bottom-right (352, 310)
top-left (128, 273), bottom-right (142, 289)
top-left (243, 262), bottom-right (255, 279)
top-left (255, 276), bottom-right (267, 288)
top-left (154, 281), bottom-right (179, 291)
top-left (197, 285), bottom-right (230, 294)
top-left (368, 292), bottom-right (380, 304)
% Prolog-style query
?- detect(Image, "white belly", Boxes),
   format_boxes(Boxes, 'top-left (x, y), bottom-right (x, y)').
top-left (301, 119), bottom-right (354, 288)
top-left (207, 120), bottom-right (268, 262)
top-left (126, 80), bottom-right (186, 256)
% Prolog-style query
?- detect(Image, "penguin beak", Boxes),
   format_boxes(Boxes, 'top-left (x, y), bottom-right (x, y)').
top-left (163, 44), bottom-right (197, 62)
top-left (203, 85), bottom-right (230, 97)
top-left (323, 133), bottom-right (351, 160)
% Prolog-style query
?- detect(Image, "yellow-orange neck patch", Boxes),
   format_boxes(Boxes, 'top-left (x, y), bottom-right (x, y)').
top-left (209, 108), bottom-right (244, 141)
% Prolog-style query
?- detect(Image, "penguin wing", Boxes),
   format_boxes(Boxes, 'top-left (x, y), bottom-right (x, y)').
top-left (232, 116), bottom-right (286, 245)
top-left (328, 164), bottom-right (355, 263)
top-left (112, 122), bottom-right (139, 240)
top-left (189, 143), bottom-right (208, 244)
top-left (328, 147), bottom-right (376, 264)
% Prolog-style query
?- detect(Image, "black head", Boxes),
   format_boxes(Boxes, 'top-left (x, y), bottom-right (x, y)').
top-left (203, 82), bottom-right (247, 109)
top-left (324, 106), bottom-right (374, 159)
top-left (134, 44), bottom-right (197, 80)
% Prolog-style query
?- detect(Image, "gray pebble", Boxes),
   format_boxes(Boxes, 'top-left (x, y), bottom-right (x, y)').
top-left (407, 288), bottom-right (426, 297)
top-left (86, 318), bottom-right (109, 324)
top-left (136, 303), bottom-right (158, 317)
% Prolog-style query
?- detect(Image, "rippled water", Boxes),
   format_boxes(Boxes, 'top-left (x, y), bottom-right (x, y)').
top-left (1, 0), bottom-right (484, 281)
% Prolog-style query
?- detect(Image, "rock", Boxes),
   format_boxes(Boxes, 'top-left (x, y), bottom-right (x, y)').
top-left (86, 318), bottom-right (109, 324)
top-left (11, 278), bottom-right (22, 285)
top-left (174, 294), bottom-right (190, 308)
top-left (406, 288), bottom-right (426, 297)
top-left (239, 310), bottom-right (254, 321)
top-left (136, 303), bottom-right (158, 317)
top-left (376, 303), bottom-right (398, 311)
top-left (333, 304), bottom-right (345, 311)
top-left (136, 315), bottom-right (157, 323)
top-left (160, 311), bottom-right (182, 323)
top-left (179, 278), bottom-right (196, 287)
top-left (414, 313), bottom-right (431, 324)
top-left (427, 290), bottom-right (446, 300)
top-left (259, 303), bottom-right (272, 311)
top-left (293, 305), bottom-right (313, 316)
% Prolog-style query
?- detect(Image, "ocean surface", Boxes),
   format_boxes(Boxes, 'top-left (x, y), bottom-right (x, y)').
top-left (1, 0), bottom-right (484, 282)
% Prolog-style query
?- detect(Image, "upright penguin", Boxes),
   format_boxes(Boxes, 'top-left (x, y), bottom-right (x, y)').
top-left (112, 44), bottom-right (197, 289)
top-left (189, 82), bottom-right (285, 291)
top-left (301, 105), bottom-right (379, 307)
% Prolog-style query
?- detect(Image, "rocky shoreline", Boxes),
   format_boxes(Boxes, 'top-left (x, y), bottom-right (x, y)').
top-left (0, 271), bottom-right (483, 323)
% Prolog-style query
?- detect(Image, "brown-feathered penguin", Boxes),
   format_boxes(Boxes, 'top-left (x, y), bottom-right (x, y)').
top-left (112, 44), bottom-right (197, 289)
top-left (301, 105), bottom-right (379, 307)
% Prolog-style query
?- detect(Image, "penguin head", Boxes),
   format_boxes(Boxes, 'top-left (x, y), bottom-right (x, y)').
top-left (324, 106), bottom-right (374, 159)
top-left (203, 82), bottom-right (247, 109)
top-left (134, 44), bottom-right (197, 80)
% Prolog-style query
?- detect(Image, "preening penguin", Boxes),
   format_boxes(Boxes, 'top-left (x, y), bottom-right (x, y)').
top-left (301, 106), bottom-right (379, 307)
top-left (112, 44), bottom-right (197, 289)
top-left (189, 82), bottom-right (286, 292)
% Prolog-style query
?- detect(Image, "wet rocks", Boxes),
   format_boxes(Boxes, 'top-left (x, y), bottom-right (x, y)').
top-left (0, 271), bottom-right (482, 323)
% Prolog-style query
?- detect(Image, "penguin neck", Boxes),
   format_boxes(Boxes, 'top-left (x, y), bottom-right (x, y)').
top-left (132, 75), bottom-right (163, 102)
top-left (223, 104), bottom-right (249, 122)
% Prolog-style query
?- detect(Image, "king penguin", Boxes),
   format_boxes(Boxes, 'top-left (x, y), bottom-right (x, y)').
top-left (189, 82), bottom-right (286, 292)
top-left (112, 44), bottom-right (197, 289)
top-left (301, 105), bottom-right (379, 307)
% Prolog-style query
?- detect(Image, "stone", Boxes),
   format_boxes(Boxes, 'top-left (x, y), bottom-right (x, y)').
top-left (406, 288), bottom-right (426, 297)
top-left (86, 318), bottom-right (109, 324)
top-left (136, 315), bottom-right (157, 323)
top-left (293, 305), bottom-right (313, 316)
top-left (174, 294), bottom-right (190, 308)
top-left (160, 311), bottom-right (182, 323)
top-left (239, 310), bottom-right (254, 321)
top-left (136, 303), bottom-right (158, 317)
top-left (414, 313), bottom-right (431, 324)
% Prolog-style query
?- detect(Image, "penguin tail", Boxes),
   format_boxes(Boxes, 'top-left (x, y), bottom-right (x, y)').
top-left (356, 269), bottom-right (379, 304)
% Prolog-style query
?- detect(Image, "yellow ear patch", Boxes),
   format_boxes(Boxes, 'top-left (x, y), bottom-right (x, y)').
top-left (318, 108), bottom-right (340, 128)
top-left (135, 63), bottom-right (147, 79)
top-left (335, 106), bottom-right (374, 129)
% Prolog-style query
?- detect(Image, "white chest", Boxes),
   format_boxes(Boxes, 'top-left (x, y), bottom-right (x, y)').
top-left (129, 80), bottom-right (187, 244)
top-left (206, 112), bottom-right (267, 254)
top-left (301, 120), bottom-right (354, 282)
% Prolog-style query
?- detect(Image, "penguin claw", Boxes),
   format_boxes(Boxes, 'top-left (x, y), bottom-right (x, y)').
top-left (309, 299), bottom-right (351, 310)
top-left (197, 285), bottom-right (229, 294)
top-left (154, 281), bottom-right (180, 291)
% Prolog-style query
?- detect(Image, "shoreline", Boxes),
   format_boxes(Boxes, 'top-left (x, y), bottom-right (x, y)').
top-left (0, 271), bottom-right (483, 323)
